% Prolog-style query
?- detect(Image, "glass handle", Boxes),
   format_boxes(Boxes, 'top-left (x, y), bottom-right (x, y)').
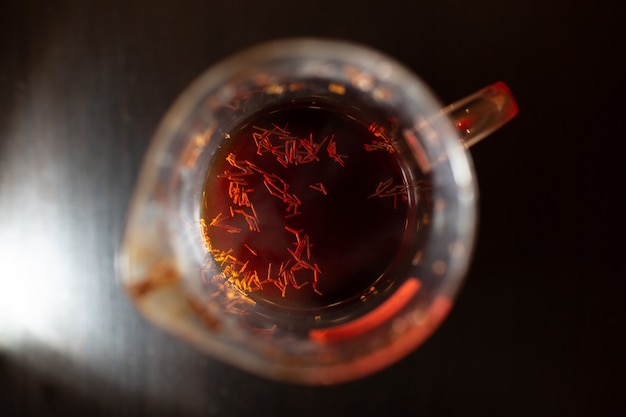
top-left (444, 81), bottom-right (519, 148)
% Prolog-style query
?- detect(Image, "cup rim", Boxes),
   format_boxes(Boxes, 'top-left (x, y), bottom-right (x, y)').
top-left (119, 37), bottom-right (478, 384)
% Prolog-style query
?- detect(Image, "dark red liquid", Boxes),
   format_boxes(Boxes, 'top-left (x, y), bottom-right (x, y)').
top-left (201, 104), bottom-right (417, 313)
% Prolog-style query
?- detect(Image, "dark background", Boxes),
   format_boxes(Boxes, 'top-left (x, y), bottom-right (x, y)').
top-left (1, 0), bottom-right (623, 416)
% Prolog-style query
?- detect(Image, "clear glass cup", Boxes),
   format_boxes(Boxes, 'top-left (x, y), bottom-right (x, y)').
top-left (117, 38), bottom-right (518, 385)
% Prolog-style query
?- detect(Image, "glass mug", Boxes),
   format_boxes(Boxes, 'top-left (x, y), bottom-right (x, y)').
top-left (118, 38), bottom-right (518, 385)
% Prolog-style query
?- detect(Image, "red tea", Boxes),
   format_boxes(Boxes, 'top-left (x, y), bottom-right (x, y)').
top-left (200, 103), bottom-right (428, 315)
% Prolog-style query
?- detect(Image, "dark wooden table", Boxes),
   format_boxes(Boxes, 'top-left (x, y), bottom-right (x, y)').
top-left (1, 1), bottom-right (622, 415)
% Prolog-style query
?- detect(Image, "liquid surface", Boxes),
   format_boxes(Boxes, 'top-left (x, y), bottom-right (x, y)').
top-left (200, 104), bottom-right (416, 313)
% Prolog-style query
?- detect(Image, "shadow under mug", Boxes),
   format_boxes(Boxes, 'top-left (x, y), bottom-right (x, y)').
top-left (118, 38), bottom-right (518, 385)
